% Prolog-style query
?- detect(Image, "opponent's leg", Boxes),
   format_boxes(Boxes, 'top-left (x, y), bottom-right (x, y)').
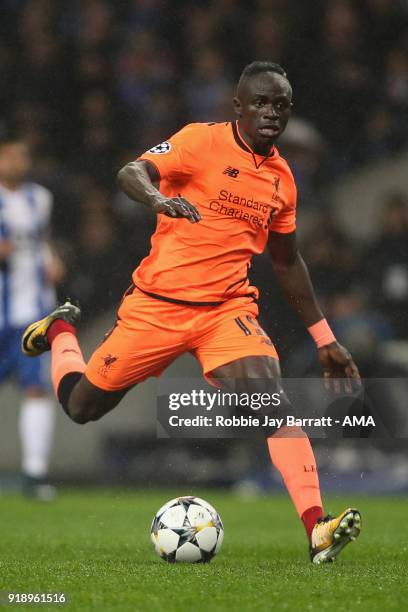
top-left (21, 301), bottom-right (130, 424)
top-left (211, 356), bottom-right (361, 562)
top-left (19, 388), bottom-right (56, 500)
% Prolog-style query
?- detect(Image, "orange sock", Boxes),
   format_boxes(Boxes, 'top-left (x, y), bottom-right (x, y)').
top-left (50, 332), bottom-right (86, 399)
top-left (267, 426), bottom-right (323, 538)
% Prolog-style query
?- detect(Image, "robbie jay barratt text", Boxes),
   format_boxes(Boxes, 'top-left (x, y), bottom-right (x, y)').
top-left (167, 415), bottom-right (376, 428)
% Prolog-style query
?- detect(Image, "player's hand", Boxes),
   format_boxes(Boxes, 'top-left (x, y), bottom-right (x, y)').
top-left (318, 341), bottom-right (361, 394)
top-left (153, 196), bottom-right (201, 223)
top-left (45, 252), bottom-right (66, 285)
top-left (0, 239), bottom-right (14, 261)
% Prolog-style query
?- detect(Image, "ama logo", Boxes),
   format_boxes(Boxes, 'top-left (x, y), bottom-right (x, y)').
top-left (342, 416), bottom-right (376, 427)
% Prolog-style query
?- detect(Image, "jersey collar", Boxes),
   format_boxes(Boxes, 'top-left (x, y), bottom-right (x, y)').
top-left (231, 121), bottom-right (275, 169)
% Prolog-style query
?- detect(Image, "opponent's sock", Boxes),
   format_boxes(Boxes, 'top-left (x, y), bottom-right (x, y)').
top-left (19, 397), bottom-right (55, 478)
top-left (267, 426), bottom-right (323, 539)
top-left (50, 331), bottom-right (86, 405)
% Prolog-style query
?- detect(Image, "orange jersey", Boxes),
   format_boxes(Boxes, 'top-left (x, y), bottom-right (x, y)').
top-left (134, 121), bottom-right (297, 304)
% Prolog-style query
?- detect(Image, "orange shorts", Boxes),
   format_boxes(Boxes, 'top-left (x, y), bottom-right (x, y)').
top-left (85, 286), bottom-right (278, 391)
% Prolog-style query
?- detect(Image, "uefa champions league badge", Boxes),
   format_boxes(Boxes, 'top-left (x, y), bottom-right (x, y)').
top-left (148, 141), bottom-right (172, 154)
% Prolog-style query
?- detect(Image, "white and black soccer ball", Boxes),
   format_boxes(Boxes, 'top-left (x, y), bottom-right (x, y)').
top-left (151, 496), bottom-right (224, 563)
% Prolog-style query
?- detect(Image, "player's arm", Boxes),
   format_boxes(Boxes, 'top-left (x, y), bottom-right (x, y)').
top-left (43, 242), bottom-right (66, 285)
top-left (0, 239), bottom-right (14, 261)
top-left (267, 230), bottom-right (361, 392)
top-left (117, 160), bottom-right (200, 223)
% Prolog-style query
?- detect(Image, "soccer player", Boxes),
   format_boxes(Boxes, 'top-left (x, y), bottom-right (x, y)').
top-left (0, 135), bottom-right (63, 500)
top-left (22, 62), bottom-right (362, 561)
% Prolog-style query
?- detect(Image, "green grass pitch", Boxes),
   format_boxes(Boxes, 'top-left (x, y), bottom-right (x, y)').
top-left (1, 490), bottom-right (407, 611)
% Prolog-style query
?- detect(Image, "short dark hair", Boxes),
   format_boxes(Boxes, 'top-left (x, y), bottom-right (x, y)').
top-left (240, 61), bottom-right (287, 80)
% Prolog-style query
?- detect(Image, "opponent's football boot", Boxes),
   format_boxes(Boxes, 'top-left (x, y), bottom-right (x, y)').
top-left (22, 474), bottom-right (57, 502)
top-left (21, 300), bottom-right (81, 357)
top-left (310, 507), bottom-right (361, 564)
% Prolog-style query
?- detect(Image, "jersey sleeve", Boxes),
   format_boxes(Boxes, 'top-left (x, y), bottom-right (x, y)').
top-left (268, 174), bottom-right (297, 234)
top-left (43, 189), bottom-right (53, 224)
top-left (33, 184), bottom-right (53, 231)
top-left (137, 123), bottom-right (212, 181)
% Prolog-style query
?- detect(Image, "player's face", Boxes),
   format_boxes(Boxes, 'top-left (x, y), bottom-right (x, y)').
top-left (234, 72), bottom-right (293, 154)
top-left (0, 142), bottom-right (32, 186)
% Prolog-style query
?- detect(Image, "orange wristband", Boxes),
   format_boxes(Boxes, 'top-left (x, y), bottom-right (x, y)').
top-left (308, 319), bottom-right (336, 348)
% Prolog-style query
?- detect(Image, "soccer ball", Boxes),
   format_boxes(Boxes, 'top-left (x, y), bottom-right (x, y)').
top-left (151, 496), bottom-right (224, 562)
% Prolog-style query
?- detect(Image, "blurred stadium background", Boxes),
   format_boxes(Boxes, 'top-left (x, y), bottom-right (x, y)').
top-left (1, 0), bottom-right (408, 494)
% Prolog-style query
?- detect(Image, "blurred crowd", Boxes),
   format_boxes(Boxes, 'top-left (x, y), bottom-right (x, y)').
top-left (255, 190), bottom-right (408, 377)
top-left (1, 0), bottom-right (408, 373)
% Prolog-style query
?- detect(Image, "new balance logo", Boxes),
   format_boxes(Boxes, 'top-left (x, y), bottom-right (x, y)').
top-left (223, 166), bottom-right (240, 178)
